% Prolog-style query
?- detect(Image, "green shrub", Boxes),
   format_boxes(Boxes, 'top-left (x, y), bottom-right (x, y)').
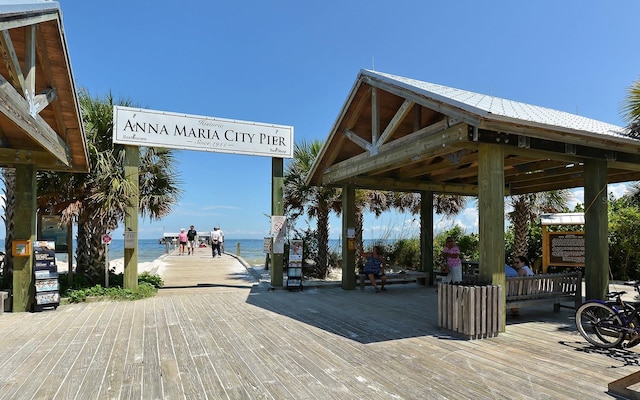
top-left (390, 238), bottom-right (421, 269)
top-left (62, 275), bottom-right (161, 303)
top-left (138, 272), bottom-right (164, 288)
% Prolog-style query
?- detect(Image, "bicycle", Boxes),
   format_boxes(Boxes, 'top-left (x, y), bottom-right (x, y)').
top-left (575, 282), bottom-right (640, 349)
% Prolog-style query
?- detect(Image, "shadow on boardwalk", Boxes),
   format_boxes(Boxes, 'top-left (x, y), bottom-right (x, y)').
top-left (0, 250), bottom-right (638, 399)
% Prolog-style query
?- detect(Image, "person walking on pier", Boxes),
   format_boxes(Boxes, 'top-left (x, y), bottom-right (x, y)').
top-left (178, 228), bottom-right (188, 255)
top-left (218, 227), bottom-right (225, 254)
top-left (210, 227), bottom-right (222, 258)
top-left (187, 225), bottom-right (197, 255)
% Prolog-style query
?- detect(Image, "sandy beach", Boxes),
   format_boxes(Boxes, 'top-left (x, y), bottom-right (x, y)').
top-left (54, 255), bottom-right (169, 276)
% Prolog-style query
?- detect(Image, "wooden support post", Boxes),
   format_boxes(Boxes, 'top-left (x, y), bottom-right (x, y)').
top-left (342, 183), bottom-right (356, 290)
top-left (270, 157), bottom-right (284, 287)
top-left (584, 159), bottom-right (608, 300)
top-left (124, 145), bottom-right (139, 290)
top-left (13, 164), bottom-right (36, 312)
top-left (478, 143), bottom-right (505, 330)
top-left (421, 191), bottom-right (434, 286)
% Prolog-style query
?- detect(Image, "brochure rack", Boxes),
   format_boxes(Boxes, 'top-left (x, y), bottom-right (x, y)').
top-left (33, 241), bottom-right (59, 311)
top-left (287, 239), bottom-right (303, 291)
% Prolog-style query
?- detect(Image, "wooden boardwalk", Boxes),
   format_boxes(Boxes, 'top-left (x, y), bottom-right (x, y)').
top-left (1, 247), bottom-right (640, 399)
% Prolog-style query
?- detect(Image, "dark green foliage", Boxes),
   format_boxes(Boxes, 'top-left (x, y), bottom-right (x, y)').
top-left (389, 238), bottom-right (420, 270)
top-left (608, 196), bottom-right (640, 280)
top-left (64, 282), bottom-right (158, 303)
top-left (60, 271), bottom-right (163, 303)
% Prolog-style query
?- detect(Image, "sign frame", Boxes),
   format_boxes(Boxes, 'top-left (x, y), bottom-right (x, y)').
top-left (113, 106), bottom-right (293, 158)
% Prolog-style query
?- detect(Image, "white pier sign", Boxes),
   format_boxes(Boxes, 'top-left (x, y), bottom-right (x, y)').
top-left (113, 106), bottom-right (293, 158)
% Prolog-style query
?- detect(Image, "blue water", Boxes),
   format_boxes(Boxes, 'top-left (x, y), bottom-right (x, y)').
top-left (99, 239), bottom-right (274, 266)
top-left (0, 238), bottom-right (389, 267)
top-left (0, 238), bottom-right (274, 267)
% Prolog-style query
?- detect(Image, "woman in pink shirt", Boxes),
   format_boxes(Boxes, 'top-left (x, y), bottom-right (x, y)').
top-left (442, 237), bottom-right (462, 283)
top-left (178, 228), bottom-right (188, 255)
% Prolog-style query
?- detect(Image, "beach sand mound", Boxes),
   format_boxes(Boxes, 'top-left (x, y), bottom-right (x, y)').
top-left (55, 255), bottom-right (168, 276)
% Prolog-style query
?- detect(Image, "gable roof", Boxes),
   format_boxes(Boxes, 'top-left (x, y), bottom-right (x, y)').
top-left (307, 69), bottom-right (640, 195)
top-left (369, 70), bottom-right (626, 138)
top-left (0, 1), bottom-right (88, 173)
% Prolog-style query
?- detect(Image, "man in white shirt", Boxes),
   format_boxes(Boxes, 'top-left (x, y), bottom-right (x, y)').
top-left (218, 227), bottom-right (225, 254)
top-left (210, 227), bottom-right (222, 258)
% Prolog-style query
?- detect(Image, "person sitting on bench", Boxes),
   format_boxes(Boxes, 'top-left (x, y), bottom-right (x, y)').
top-left (361, 246), bottom-right (387, 293)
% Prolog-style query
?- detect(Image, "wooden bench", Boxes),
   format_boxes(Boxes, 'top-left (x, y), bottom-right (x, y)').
top-left (505, 271), bottom-right (582, 311)
top-left (357, 271), bottom-right (427, 291)
top-left (462, 271), bottom-right (582, 311)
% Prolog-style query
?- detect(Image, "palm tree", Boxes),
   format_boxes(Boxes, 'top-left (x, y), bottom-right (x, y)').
top-left (284, 140), bottom-right (341, 278)
top-left (507, 191), bottom-right (570, 260)
top-left (35, 89), bottom-right (182, 284)
top-left (622, 77), bottom-right (640, 138)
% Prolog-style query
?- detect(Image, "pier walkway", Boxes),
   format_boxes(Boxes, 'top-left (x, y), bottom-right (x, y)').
top-left (1, 246), bottom-right (639, 399)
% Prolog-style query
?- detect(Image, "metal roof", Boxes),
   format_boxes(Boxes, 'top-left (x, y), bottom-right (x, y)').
top-left (0, 1), bottom-right (89, 172)
top-left (307, 70), bottom-right (640, 195)
top-left (367, 70), bottom-right (626, 138)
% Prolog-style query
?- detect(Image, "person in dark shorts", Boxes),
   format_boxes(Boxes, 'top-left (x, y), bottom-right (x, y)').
top-left (361, 245), bottom-right (387, 293)
top-left (187, 225), bottom-right (197, 255)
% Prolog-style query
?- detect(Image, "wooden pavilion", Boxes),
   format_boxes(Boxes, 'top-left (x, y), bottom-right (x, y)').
top-left (0, 1), bottom-right (89, 311)
top-left (307, 69), bottom-right (640, 316)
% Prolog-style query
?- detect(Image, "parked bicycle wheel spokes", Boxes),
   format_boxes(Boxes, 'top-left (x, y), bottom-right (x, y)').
top-left (575, 302), bottom-right (625, 348)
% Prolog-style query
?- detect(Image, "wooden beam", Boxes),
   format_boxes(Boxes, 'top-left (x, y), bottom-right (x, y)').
top-left (344, 129), bottom-right (375, 153)
top-left (33, 88), bottom-right (57, 114)
top-left (35, 25), bottom-right (64, 135)
top-left (362, 75), bottom-right (483, 127)
top-left (24, 25), bottom-right (36, 114)
top-left (376, 99), bottom-right (414, 147)
top-left (322, 122), bottom-right (466, 184)
top-left (349, 176), bottom-right (482, 195)
top-left (482, 119), bottom-right (640, 156)
top-left (0, 13), bottom-right (57, 31)
top-left (503, 145), bottom-right (583, 163)
top-left (0, 30), bottom-right (25, 92)
top-left (346, 99), bottom-right (416, 156)
top-left (371, 87), bottom-right (379, 144)
top-left (308, 82), bottom-right (369, 185)
top-left (0, 74), bottom-right (70, 166)
top-left (0, 148), bottom-right (69, 169)
top-left (345, 86), bottom-right (371, 129)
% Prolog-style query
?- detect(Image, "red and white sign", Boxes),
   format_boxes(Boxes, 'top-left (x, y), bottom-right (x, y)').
top-left (102, 233), bottom-right (112, 245)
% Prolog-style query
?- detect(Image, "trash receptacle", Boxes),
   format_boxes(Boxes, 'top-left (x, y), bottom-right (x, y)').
top-left (438, 282), bottom-right (502, 339)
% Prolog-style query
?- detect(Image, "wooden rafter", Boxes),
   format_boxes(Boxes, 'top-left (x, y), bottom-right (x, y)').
top-left (0, 73), bottom-right (69, 165)
top-left (322, 122), bottom-right (468, 184)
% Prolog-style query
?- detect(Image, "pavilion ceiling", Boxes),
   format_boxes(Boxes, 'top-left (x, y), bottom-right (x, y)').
top-left (0, 2), bottom-right (88, 173)
top-left (308, 70), bottom-right (640, 196)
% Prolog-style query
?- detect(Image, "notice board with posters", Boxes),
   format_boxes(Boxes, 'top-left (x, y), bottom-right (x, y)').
top-left (541, 213), bottom-right (585, 274)
top-left (33, 240), bottom-right (59, 311)
top-left (286, 239), bottom-right (303, 291)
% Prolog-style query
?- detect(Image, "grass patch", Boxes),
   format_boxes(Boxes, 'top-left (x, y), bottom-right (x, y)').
top-left (62, 272), bottom-right (164, 303)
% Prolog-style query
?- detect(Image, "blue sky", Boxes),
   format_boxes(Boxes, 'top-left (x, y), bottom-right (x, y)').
top-left (10, 0), bottom-right (640, 240)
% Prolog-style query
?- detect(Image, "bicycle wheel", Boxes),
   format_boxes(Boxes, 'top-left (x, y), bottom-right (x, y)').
top-left (575, 302), bottom-right (625, 348)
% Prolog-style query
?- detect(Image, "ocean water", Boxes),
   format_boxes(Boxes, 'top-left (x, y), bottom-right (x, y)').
top-left (0, 238), bottom-right (272, 267)
top-left (69, 239), bottom-right (273, 266)
top-left (0, 238), bottom-right (389, 267)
